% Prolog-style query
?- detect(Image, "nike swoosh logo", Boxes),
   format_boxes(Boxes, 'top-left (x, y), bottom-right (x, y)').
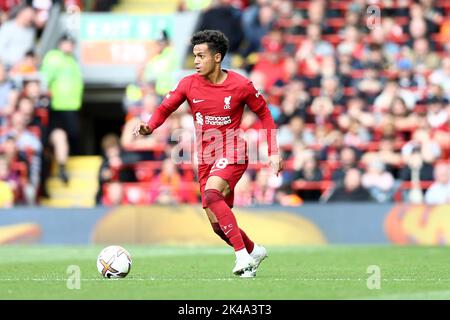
top-left (224, 229), bottom-right (232, 235)
top-left (193, 99), bottom-right (205, 103)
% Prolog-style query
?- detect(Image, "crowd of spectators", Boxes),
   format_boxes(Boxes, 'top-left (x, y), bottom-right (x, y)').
top-left (104, 0), bottom-right (450, 207)
top-left (0, 1), bottom-right (115, 207)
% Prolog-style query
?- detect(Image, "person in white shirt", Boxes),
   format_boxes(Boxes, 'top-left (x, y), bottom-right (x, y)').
top-left (0, 5), bottom-right (36, 68)
top-left (425, 162), bottom-right (450, 205)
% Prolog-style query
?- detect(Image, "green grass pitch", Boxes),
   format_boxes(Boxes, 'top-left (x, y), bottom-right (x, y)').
top-left (1, 245), bottom-right (450, 299)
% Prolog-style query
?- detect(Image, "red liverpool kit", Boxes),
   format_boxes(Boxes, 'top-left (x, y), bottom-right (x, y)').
top-left (147, 70), bottom-right (278, 208)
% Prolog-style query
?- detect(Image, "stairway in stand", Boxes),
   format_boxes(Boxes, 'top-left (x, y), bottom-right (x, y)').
top-left (112, 0), bottom-right (180, 14)
top-left (40, 156), bottom-right (102, 208)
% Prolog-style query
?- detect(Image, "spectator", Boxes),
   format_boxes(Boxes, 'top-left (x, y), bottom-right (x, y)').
top-left (0, 153), bottom-right (19, 201)
top-left (339, 96), bottom-right (375, 129)
top-left (338, 25), bottom-right (364, 61)
top-left (343, 119), bottom-right (371, 148)
top-left (396, 59), bottom-right (422, 90)
top-left (0, 5), bottom-right (36, 68)
top-left (241, 0), bottom-right (273, 57)
top-left (361, 158), bottom-right (396, 202)
top-left (373, 78), bottom-right (416, 114)
top-left (400, 146), bottom-right (434, 182)
top-left (306, 0), bottom-right (333, 35)
top-left (149, 159), bottom-right (183, 204)
top-left (368, 20), bottom-right (400, 66)
top-left (406, 37), bottom-right (440, 71)
top-left (429, 57), bottom-right (450, 101)
top-left (9, 50), bottom-right (39, 81)
top-left (278, 116), bottom-right (314, 148)
top-left (2, 111), bottom-right (41, 204)
top-left (406, 17), bottom-right (431, 49)
top-left (327, 168), bottom-right (373, 202)
top-left (355, 63), bottom-right (384, 105)
top-left (292, 151), bottom-right (323, 201)
top-left (295, 24), bottom-right (334, 78)
top-left (276, 0), bottom-right (303, 36)
top-left (96, 133), bottom-right (138, 205)
top-left (1, 134), bottom-right (33, 202)
top-left (320, 75), bottom-right (346, 106)
top-left (362, 137), bottom-right (402, 178)
top-left (332, 146), bottom-right (359, 182)
top-left (276, 81), bottom-right (309, 126)
top-left (336, 43), bottom-right (362, 87)
top-left (402, 128), bottom-right (441, 167)
top-left (253, 168), bottom-right (281, 205)
top-left (427, 95), bottom-right (448, 129)
top-left (197, 0), bottom-right (244, 65)
top-left (0, 0), bottom-right (21, 24)
top-left (419, 0), bottom-right (444, 34)
top-left (22, 77), bottom-right (50, 110)
top-left (143, 30), bottom-right (178, 97)
top-left (424, 162), bottom-right (450, 205)
top-left (234, 171), bottom-right (253, 206)
top-left (344, 2), bottom-right (363, 29)
top-left (121, 93), bottom-right (169, 160)
top-left (102, 182), bottom-right (124, 207)
top-left (0, 62), bottom-right (19, 125)
top-left (309, 96), bottom-right (334, 127)
top-left (4, 111), bottom-right (41, 154)
top-left (388, 96), bottom-right (418, 133)
top-left (252, 36), bottom-right (289, 92)
top-left (41, 33), bottom-right (84, 183)
top-left (318, 130), bottom-right (345, 162)
top-left (32, 0), bottom-right (53, 33)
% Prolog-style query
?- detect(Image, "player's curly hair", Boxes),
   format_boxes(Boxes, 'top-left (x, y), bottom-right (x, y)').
top-left (191, 30), bottom-right (229, 61)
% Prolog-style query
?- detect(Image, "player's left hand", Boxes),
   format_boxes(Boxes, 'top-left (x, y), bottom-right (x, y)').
top-left (269, 154), bottom-right (283, 176)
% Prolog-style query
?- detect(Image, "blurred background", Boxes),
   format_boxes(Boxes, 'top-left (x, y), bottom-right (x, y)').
top-left (0, 0), bottom-right (449, 246)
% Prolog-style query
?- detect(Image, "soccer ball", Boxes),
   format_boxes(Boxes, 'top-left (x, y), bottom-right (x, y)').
top-left (97, 245), bottom-right (132, 279)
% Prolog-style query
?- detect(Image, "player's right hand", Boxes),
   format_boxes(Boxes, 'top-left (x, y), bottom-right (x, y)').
top-left (132, 122), bottom-right (153, 136)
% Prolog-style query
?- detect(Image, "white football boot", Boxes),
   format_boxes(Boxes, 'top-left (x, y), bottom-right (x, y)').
top-left (242, 245), bottom-right (268, 278)
top-left (232, 256), bottom-right (256, 276)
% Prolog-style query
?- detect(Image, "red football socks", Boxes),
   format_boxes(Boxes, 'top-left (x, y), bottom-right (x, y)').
top-left (211, 222), bottom-right (255, 253)
top-left (204, 189), bottom-right (245, 251)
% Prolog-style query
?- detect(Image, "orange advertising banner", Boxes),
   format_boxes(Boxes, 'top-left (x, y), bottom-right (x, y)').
top-left (81, 40), bottom-right (160, 65)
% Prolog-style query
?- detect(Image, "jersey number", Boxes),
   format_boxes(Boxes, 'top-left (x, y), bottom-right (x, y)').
top-left (210, 158), bottom-right (229, 172)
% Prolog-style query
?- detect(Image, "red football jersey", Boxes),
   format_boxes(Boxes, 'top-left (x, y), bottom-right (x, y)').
top-left (147, 70), bottom-right (278, 165)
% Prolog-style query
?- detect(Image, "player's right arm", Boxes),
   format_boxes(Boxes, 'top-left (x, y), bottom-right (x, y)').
top-left (133, 78), bottom-right (189, 137)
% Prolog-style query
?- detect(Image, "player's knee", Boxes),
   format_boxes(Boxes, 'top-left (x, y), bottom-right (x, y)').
top-left (204, 189), bottom-right (224, 207)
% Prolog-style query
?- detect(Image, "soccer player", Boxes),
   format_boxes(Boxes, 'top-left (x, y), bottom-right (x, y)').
top-left (133, 30), bottom-right (283, 277)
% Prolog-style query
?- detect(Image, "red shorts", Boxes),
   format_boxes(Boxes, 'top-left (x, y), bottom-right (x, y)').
top-left (198, 159), bottom-right (248, 209)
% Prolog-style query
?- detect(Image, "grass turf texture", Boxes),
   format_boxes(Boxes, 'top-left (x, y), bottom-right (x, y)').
top-left (1, 245), bottom-right (450, 299)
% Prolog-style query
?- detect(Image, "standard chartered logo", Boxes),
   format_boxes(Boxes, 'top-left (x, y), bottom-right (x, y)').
top-left (196, 112), bottom-right (203, 125)
top-left (205, 115), bottom-right (231, 125)
top-left (195, 112), bottom-right (231, 126)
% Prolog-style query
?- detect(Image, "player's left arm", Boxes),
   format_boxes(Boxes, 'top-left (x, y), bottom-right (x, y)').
top-left (244, 81), bottom-right (283, 176)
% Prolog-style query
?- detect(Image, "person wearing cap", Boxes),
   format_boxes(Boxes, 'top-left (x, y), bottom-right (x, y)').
top-left (40, 33), bottom-right (84, 184)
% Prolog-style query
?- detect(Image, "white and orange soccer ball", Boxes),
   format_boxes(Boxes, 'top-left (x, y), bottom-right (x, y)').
top-left (97, 245), bottom-right (132, 279)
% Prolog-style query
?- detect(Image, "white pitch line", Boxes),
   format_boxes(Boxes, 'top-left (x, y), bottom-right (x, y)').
top-left (1, 277), bottom-right (450, 282)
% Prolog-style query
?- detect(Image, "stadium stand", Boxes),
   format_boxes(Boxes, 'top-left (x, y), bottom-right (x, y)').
top-left (1, 0), bottom-right (450, 208)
